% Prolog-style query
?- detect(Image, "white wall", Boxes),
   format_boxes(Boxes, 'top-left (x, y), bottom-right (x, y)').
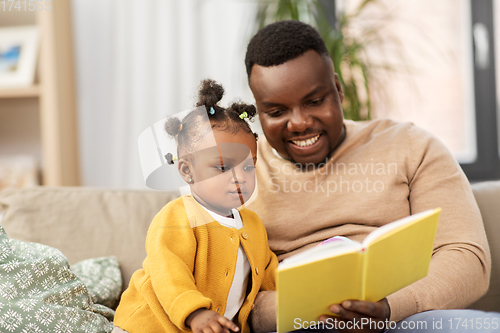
top-left (71, 0), bottom-right (258, 189)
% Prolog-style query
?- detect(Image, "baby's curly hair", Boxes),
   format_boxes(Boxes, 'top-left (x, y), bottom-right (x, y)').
top-left (165, 79), bottom-right (258, 156)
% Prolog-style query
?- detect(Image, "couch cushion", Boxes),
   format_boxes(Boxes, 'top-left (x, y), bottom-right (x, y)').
top-left (0, 224), bottom-right (115, 333)
top-left (0, 187), bottom-right (179, 288)
top-left (469, 181), bottom-right (500, 312)
top-left (71, 256), bottom-right (122, 309)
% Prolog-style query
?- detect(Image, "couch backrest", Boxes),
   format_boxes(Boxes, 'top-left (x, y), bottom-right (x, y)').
top-left (1, 183), bottom-right (499, 312)
top-left (469, 181), bottom-right (500, 312)
top-left (0, 187), bottom-right (179, 289)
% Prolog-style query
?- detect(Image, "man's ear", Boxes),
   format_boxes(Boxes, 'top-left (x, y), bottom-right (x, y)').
top-left (334, 73), bottom-right (344, 103)
top-left (178, 158), bottom-right (193, 184)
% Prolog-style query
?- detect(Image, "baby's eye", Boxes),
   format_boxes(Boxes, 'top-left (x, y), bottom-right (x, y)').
top-left (215, 165), bottom-right (231, 172)
top-left (243, 165), bottom-right (255, 172)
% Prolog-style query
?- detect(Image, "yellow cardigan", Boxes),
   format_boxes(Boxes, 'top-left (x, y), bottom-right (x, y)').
top-left (114, 195), bottom-right (278, 333)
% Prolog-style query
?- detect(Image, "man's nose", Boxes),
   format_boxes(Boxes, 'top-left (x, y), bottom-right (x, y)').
top-left (287, 108), bottom-right (313, 133)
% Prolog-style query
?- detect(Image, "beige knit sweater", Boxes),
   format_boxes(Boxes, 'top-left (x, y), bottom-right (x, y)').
top-left (247, 119), bottom-right (491, 326)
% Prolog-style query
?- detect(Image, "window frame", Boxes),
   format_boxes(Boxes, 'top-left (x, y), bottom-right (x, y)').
top-left (461, 0), bottom-right (500, 181)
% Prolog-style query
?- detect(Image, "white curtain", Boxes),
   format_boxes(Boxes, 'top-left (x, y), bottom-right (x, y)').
top-left (71, 0), bottom-right (258, 188)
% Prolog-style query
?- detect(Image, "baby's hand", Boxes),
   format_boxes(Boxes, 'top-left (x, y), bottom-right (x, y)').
top-left (186, 308), bottom-right (240, 333)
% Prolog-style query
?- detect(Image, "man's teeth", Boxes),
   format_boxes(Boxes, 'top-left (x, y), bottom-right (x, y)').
top-left (292, 134), bottom-right (320, 147)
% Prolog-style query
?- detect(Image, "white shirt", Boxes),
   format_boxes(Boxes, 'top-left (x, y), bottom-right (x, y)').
top-left (202, 207), bottom-right (251, 321)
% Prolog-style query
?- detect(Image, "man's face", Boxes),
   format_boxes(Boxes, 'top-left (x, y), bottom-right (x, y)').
top-left (249, 50), bottom-right (345, 165)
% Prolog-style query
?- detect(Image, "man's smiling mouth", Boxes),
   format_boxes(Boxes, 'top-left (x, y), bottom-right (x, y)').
top-left (290, 134), bottom-right (321, 147)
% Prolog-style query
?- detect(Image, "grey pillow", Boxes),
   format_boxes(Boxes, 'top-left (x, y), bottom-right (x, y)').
top-left (71, 257), bottom-right (122, 309)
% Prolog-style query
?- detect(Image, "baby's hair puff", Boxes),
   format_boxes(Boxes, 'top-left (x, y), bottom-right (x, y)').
top-left (165, 79), bottom-right (258, 157)
top-left (164, 117), bottom-right (183, 138)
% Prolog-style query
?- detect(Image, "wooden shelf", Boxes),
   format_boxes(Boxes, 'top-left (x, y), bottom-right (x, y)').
top-left (0, 0), bottom-right (80, 186)
top-left (0, 85), bottom-right (41, 99)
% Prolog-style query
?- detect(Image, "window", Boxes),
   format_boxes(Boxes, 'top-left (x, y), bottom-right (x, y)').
top-left (362, 0), bottom-right (500, 181)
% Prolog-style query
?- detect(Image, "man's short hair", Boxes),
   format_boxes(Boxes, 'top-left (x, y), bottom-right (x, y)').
top-left (245, 20), bottom-right (330, 79)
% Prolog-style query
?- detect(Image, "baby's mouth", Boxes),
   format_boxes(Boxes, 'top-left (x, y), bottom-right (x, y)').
top-left (230, 189), bottom-right (245, 195)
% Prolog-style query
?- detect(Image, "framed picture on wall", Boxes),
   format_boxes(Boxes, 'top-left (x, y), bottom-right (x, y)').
top-left (0, 155), bottom-right (39, 191)
top-left (0, 26), bottom-right (40, 88)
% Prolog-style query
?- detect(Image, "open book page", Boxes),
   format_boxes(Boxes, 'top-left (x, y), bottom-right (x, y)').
top-left (363, 208), bottom-right (441, 301)
top-left (361, 209), bottom-right (438, 248)
top-left (279, 238), bottom-right (362, 270)
top-left (277, 250), bottom-right (365, 333)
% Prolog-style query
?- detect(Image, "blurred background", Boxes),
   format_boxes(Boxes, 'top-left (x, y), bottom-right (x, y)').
top-left (0, 0), bottom-right (499, 190)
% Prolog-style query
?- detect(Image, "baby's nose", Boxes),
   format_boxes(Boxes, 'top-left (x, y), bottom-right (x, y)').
top-left (231, 169), bottom-right (246, 184)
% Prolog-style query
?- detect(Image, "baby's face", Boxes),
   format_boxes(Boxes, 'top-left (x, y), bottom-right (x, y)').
top-left (185, 130), bottom-right (257, 216)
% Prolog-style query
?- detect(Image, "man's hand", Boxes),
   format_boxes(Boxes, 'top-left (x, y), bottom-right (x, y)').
top-left (318, 298), bottom-right (391, 333)
top-left (186, 308), bottom-right (240, 333)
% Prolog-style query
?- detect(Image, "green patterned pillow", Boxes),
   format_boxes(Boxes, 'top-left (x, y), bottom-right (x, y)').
top-left (71, 257), bottom-right (122, 309)
top-left (0, 224), bottom-right (114, 333)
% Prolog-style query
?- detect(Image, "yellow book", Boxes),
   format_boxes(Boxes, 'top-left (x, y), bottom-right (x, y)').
top-left (277, 208), bottom-right (441, 333)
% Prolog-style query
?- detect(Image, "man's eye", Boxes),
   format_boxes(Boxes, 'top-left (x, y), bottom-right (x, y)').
top-left (309, 98), bottom-right (324, 106)
top-left (266, 109), bottom-right (284, 117)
